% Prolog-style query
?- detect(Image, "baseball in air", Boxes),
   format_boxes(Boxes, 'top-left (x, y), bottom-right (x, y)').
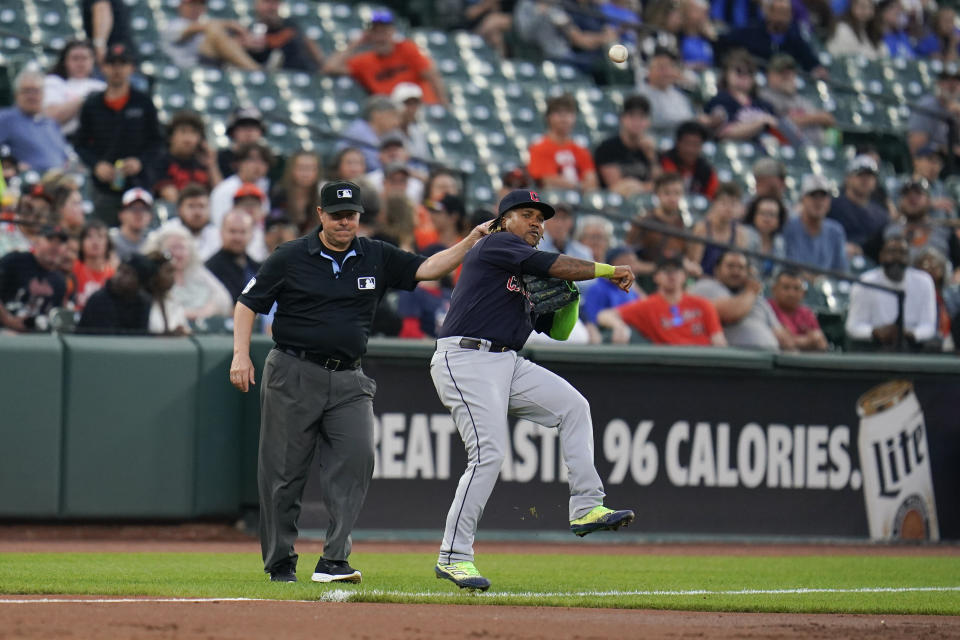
top-left (608, 44), bottom-right (628, 63)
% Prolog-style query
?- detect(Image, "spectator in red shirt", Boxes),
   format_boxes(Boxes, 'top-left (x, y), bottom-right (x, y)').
top-left (658, 120), bottom-right (719, 199)
top-left (527, 94), bottom-right (598, 191)
top-left (596, 255), bottom-right (726, 346)
top-left (324, 10), bottom-right (447, 105)
top-left (768, 269), bottom-right (828, 351)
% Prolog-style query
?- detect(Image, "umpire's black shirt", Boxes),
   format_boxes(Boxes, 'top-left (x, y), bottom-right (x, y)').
top-left (238, 227), bottom-right (425, 360)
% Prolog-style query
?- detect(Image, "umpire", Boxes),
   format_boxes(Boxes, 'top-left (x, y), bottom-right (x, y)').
top-left (230, 180), bottom-right (488, 583)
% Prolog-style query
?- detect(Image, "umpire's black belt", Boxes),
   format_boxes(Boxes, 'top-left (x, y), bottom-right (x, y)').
top-left (274, 345), bottom-right (361, 371)
top-left (457, 337), bottom-right (513, 353)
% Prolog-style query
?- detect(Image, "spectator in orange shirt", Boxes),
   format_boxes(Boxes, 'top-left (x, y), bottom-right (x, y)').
top-left (323, 10), bottom-right (448, 105)
top-left (73, 219), bottom-right (115, 311)
top-left (527, 94), bottom-right (598, 191)
top-left (596, 255), bottom-right (726, 346)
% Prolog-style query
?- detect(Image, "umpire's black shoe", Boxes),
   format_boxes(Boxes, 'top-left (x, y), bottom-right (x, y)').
top-left (269, 564), bottom-right (297, 582)
top-left (311, 557), bottom-right (362, 583)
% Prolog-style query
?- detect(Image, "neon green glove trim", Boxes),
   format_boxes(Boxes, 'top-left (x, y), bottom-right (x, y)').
top-left (548, 293), bottom-right (579, 341)
top-left (594, 263), bottom-right (615, 278)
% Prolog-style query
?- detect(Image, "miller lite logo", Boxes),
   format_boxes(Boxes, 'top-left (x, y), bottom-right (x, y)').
top-left (529, 191), bottom-right (540, 202)
top-left (337, 188), bottom-right (353, 199)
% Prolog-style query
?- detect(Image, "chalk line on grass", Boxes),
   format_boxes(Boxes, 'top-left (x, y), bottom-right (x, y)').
top-left (1, 586), bottom-right (959, 604)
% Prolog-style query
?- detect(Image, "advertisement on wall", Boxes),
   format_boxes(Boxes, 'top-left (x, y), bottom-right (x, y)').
top-left (299, 358), bottom-right (958, 540)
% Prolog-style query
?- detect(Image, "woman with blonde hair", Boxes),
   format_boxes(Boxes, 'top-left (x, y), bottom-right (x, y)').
top-left (142, 225), bottom-right (233, 324)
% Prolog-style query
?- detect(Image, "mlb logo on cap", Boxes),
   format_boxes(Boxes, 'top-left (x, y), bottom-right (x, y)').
top-left (320, 180), bottom-right (364, 214)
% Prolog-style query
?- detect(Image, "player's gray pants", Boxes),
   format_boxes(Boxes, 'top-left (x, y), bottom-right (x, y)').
top-left (258, 349), bottom-right (377, 573)
top-left (431, 336), bottom-right (605, 564)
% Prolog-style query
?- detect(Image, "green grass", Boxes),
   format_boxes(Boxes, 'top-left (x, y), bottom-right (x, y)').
top-left (1, 552), bottom-right (959, 614)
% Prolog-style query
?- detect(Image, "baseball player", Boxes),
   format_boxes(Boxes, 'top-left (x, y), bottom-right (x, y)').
top-left (431, 189), bottom-right (637, 591)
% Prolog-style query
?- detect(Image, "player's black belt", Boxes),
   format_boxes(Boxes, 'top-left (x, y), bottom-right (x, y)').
top-left (274, 345), bottom-right (361, 371)
top-left (458, 337), bottom-right (513, 353)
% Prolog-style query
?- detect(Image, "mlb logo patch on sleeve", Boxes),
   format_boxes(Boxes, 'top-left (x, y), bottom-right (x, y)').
top-left (357, 276), bottom-right (376, 290)
top-left (242, 277), bottom-right (256, 294)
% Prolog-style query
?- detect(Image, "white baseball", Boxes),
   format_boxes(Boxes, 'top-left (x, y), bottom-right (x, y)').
top-left (608, 44), bottom-right (628, 64)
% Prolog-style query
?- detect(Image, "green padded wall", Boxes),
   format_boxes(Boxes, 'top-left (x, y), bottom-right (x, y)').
top-left (191, 336), bottom-right (244, 516)
top-left (0, 335), bottom-right (63, 516)
top-left (61, 336), bottom-right (199, 517)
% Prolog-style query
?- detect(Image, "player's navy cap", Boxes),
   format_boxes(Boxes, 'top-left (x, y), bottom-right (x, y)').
top-left (497, 189), bottom-right (555, 220)
top-left (320, 180), bottom-right (365, 214)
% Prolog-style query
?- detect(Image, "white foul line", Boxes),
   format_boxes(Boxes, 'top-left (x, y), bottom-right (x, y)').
top-left (1, 586), bottom-right (959, 604)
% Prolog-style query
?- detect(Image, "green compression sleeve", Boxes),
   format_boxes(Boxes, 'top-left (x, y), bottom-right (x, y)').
top-left (548, 297), bottom-right (579, 341)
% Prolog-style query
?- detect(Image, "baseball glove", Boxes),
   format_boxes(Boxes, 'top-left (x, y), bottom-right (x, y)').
top-left (523, 274), bottom-right (579, 314)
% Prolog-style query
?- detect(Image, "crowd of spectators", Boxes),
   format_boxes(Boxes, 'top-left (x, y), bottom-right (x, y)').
top-left (2, 0), bottom-right (960, 354)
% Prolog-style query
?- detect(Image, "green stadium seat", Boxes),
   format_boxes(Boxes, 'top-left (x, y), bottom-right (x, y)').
top-left (0, 7), bottom-right (30, 38)
top-left (539, 188), bottom-right (582, 210)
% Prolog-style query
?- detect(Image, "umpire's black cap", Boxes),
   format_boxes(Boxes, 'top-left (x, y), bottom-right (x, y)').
top-left (320, 181), bottom-right (365, 214)
top-left (497, 189), bottom-right (555, 220)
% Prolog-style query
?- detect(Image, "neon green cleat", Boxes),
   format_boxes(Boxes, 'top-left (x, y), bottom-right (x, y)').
top-left (435, 561), bottom-right (491, 591)
top-left (570, 505), bottom-right (635, 537)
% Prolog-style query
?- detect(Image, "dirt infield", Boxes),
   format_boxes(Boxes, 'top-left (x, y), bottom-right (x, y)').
top-left (1, 524), bottom-right (958, 639)
top-left (2, 597), bottom-right (958, 640)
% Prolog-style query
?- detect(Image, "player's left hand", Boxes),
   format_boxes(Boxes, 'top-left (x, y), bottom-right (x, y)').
top-left (608, 265), bottom-right (634, 292)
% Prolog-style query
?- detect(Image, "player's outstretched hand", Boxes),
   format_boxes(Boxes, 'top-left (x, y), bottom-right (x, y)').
top-left (608, 265), bottom-right (634, 292)
top-left (230, 353), bottom-right (256, 392)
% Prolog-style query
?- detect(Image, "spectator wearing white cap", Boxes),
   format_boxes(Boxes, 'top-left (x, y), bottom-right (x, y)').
top-left (783, 174), bottom-right (849, 274)
top-left (827, 155), bottom-right (890, 256)
top-left (391, 82), bottom-right (430, 168)
top-left (108, 187), bottom-right (154, 261)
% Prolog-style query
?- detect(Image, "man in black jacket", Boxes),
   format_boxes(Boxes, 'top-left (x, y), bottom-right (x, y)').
top-left (77, 254), bottom-right (152, 334)
top-left (75, 44), bottom-right (163, 227)
top-left (206, 209), bottom-right (260, 301)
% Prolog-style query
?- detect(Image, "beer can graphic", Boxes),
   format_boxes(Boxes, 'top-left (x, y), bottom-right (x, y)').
top-left (857, 380), bottom-right (939, 541)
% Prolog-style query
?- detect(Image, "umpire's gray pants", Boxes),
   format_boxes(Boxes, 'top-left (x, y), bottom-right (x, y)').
top-left (430, 337), bottom-right (605, 564)
top-left (258, 349), bottom-right (376, 573)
